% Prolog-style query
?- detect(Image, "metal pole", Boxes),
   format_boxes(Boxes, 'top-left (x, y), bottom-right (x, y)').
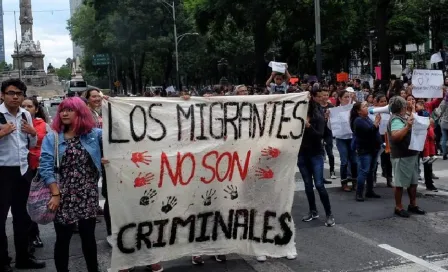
top-left (369, 38), bottom-right (373, 74)
top-left (14, 11), bottom-right (21, 80)
top-left (173, 2), bottom-right (180, 92)
top-left (314, 0), bottom-right (322, 81)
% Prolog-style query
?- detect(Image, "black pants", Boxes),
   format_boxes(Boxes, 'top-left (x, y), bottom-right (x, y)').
top-left (423, 162), bottom-right (434, 187)
top-left (103, 199), bottom-right (111, 236)
top-left (435, 124), bottom-right (442, 154)
top-left (380, 151), bottom-right (393, 178)
top-left (0, 166), bottom-right (32, 265)
top-left (54, 218), bottom-right (98, 272)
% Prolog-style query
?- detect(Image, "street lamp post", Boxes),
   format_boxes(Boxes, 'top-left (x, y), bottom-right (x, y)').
top-left (314, 0), bottom-right (322, 81)
top-left (159, 0), bottom-right (198, 91)
top-left (368, 30), bottom-right (376, 75)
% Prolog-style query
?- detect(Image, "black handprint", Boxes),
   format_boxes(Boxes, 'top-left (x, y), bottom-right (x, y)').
top-left (224, 185), bottom-right (238, 200)
top-left (161, 196), bottom-right (177, 214)
top-left (201, 189), bottom-right (217, 206)
top-left (139, 189), bottom-right (157, 206)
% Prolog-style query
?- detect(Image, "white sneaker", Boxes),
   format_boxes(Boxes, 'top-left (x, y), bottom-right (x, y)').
top-left (330, 171), bottom-right (337, 179)
top-left (106, 236), bottom-right (113, 247)
top-left (256, 255), bottom-right (267, 262)
top-left (286, 254), bottom-right (297, 260)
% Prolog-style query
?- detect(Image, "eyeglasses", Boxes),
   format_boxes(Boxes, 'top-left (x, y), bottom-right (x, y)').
top-left (5, 91), bottom-right (24, 97)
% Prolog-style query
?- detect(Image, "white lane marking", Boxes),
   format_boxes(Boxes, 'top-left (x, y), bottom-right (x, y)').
top-left (378, 244), bottom-right (448, 272)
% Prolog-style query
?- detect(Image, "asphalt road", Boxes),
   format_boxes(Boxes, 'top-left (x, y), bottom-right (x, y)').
top-left (6, 169), bottom-right (448, 272)
top-left (9, 106), bottom-right (448, 271)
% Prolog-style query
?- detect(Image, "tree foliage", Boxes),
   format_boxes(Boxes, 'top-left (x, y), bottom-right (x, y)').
top-left (68, 0), bottom-right (447, 90)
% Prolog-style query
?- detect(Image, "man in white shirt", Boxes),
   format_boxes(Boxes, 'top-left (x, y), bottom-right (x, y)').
top-left (0, 79), bottom-right (45, 271)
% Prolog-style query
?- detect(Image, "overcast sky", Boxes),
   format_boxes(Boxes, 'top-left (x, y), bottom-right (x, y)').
top-left (3, 0), bottom-right (72, 68)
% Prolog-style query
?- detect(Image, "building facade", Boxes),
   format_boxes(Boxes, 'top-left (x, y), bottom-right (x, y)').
top-left (0, 0), bottom-right (5, 63)
top-left (70, 0), bottom-right (84, 59)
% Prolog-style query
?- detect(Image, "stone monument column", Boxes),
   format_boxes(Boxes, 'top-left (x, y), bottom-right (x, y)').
top-left (20, 0), bottom-right (33, 41)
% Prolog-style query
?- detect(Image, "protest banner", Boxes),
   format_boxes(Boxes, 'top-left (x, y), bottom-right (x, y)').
top-left (412, 69), bottom-right (444, 98)
top-left (103, 93), bottom-right (309, 271)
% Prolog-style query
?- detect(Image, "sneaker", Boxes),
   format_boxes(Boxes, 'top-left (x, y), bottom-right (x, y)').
top-left (256, 256), bottom-right (267, 262)
top-left (330, 171), bottom-right (337, 179)
top-left (426, 185), bottom-right (438, 192)
top-left (408, 205), bottom-right (426, 215)
top-left (394, 208), bottom-right (410, 218)
top-left (106, 236), bottom-right (113, 247)
top-left (422, 156), bottom-right (430, 164)
top-left (325, 215), bottom-right (335, 227)
top-left (192, 256), bottom-right (204, 265)
top-left (432, 173), bottom-right (440, 180)
top-left (214, 255), bottom-right (226, 262)
top-left (286, 254), bottom-right (297, 260)
top-left (324, 179), bottom-right (332, 184)
top-left (302, 211), bottom-right (319, 222)
top-left (32, 236), bottom-right (43, 248)
top-left (428, 156), bottom-right (438, 164)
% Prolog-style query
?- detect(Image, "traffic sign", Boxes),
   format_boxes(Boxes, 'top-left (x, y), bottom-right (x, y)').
top-left (93, 54), bottom-right (110, 66)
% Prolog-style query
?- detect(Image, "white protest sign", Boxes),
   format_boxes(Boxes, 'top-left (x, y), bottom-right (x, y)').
top-left (329, 104), bottom-right (353, 138)
top-left (409, 113), bottom-right (430, 152)
top-left (368, 113), bottom-right (390, 135)
top-left (103, 93), bottom-right (309, 271)
top-left (269, 61), bottom-right (287, 74)
top-left (412, 69), bottom-right (444, 98)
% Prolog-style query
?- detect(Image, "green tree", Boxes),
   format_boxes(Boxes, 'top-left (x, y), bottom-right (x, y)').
top-left (55, 65), bottom-right (72, 81)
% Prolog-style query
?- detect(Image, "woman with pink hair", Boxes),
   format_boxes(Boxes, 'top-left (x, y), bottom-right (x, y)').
top-left (39, 97), bottom-right (106, 272)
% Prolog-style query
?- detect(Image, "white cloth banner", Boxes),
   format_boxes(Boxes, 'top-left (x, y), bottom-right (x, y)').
top-left (269, 61), bottom-right (287, 74)
top-left (329, 104), bottom-right (353, 138)
top-left (412, 69), bottom-right (444, 98)
top-left (409, 113), bottom-right (430, 152)
top-left (103, 93), bottom-right (309, 271)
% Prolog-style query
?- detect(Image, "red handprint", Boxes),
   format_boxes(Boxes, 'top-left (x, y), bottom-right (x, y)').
top-left (261, 147), bottom-right (281, 159)
top-left (131, 151), bottom-right (152, 168)
top-left (255, 167), bottom-right (274, 179)
top-left (134, 172), bottom-right (154, 188)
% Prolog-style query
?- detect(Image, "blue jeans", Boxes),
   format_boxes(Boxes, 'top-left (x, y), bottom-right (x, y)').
top-left (336, 139), bottom-right (358, 182)
top-left (356, 153), bottom-right (377, 195)
top-left (297, 154), bottom-right (332, 216)
top-left (441, 128), bottom-right (448, 156)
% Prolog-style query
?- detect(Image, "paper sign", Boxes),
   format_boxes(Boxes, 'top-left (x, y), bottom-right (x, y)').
top-left (329, 104), bottom-right (353, 138)
top-left (409, 113), bottom-right (430, 151)
top-left (412, 69), bottom-right (444, 98)
top-left (103, 93), bottom-right (309, 271)
top-left (368, 113), bottom-right (390, 135)
top-left (269, 61), bottom-right (287, 74)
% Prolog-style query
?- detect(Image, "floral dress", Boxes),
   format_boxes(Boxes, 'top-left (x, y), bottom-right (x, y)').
top-left (55, 137), bottom-right (99, 225)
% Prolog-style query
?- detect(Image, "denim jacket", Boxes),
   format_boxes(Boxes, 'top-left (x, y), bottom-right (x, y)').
top-left (39, 128), bottom-right (103, 185)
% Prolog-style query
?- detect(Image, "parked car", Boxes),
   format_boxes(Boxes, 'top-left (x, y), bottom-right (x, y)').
top-left (50, 96), bottom-right (64, 106)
